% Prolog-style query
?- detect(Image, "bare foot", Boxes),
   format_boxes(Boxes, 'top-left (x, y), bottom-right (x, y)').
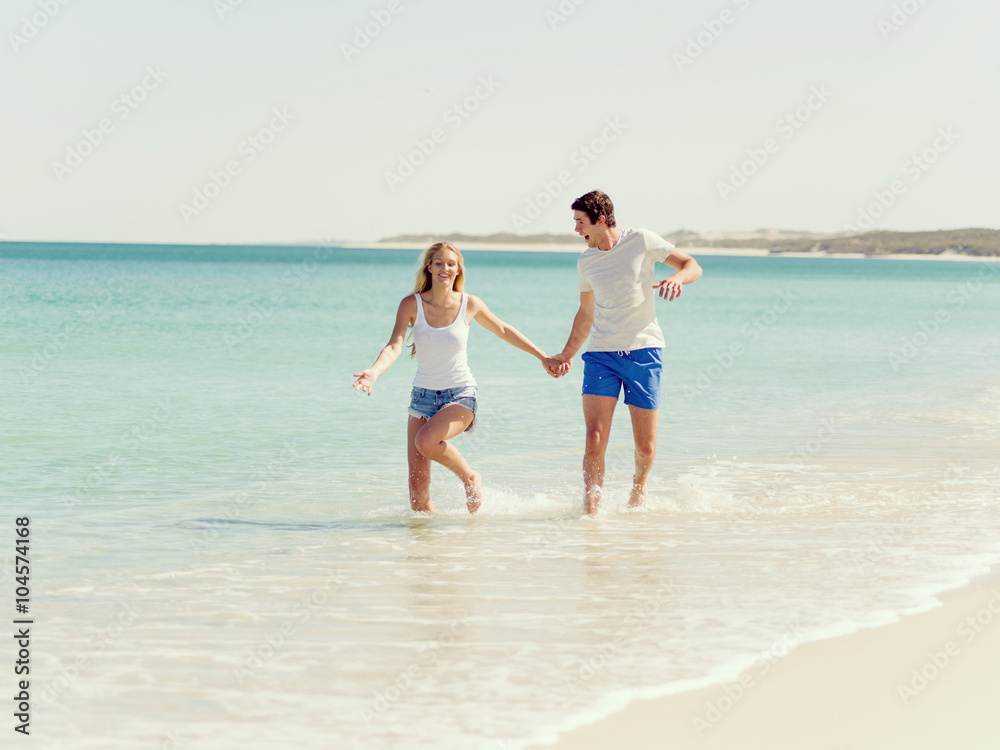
top-left (627, 477), bottom-right (646, 509)
top-left (411, 498), bottom-right (434, 513)
top-left (584, 486), bottom-right (601, 515)
top-left (464, 472), bottom-right (482, 514)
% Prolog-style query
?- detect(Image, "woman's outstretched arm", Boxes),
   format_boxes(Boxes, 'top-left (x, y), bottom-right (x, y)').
top-left (468, 295), bottom-right (548, 362)
top-left (352, 296), bottom-right (416, 395)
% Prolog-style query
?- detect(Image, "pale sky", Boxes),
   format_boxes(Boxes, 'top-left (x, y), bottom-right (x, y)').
top-left (2, 0), bottom-right (997, 244)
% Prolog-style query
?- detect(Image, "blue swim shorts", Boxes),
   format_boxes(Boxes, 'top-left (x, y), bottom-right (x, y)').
top-left (581, 348), bottom-right (663, 410)
top-left (408, 386), bottom-right (478, 431)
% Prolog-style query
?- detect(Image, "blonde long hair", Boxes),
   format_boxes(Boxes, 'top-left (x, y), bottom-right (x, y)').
top-left (408, 242), bottom-right (466, 358)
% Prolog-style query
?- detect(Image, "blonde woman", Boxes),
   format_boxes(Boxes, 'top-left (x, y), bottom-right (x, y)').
top-left (353, 243), bottom-right (561, 513)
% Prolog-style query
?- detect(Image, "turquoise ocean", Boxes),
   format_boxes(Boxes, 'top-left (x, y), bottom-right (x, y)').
top-left (3, 242), bottom-right (1000, 749)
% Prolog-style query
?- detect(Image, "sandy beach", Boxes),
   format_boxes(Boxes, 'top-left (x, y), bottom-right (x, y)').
top-left (535, 581), bottom-right (1000, 749)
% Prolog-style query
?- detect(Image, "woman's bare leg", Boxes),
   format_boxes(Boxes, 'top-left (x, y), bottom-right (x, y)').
top-left (407, 416), bottom-right (433, 512)
top-left (413, 404), bottom-right (481, 512)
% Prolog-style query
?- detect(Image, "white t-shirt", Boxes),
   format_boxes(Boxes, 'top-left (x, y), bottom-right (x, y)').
top-left (577, 227), bottom-right (675, 352)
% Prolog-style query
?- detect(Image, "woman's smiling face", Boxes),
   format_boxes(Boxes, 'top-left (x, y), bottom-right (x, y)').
top-left (429, 249), bottom-right (461, 287)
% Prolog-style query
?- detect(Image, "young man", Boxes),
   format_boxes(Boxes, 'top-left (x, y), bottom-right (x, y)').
top-left (549, 190), bottom-right (702, 514)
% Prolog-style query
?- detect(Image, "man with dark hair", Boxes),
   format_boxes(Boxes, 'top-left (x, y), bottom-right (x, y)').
top-left (570, 190), bottom-right (617, 228)
top-left (550, 190), bottom-right (702, 514)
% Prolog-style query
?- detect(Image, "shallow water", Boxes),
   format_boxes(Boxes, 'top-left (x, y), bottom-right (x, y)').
top-left (3, 244), bottom-right (999, 748)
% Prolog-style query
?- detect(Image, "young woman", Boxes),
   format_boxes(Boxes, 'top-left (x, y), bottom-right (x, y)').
top-left (353, 242), bottom-right (555, 513)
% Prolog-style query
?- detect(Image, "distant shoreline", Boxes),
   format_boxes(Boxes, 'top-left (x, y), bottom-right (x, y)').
top-left (352, 241), bottom-right (1000, 262)
top-left (373, 226), bottom-right (1000, 260)
top-left (2, 239), bottom-right (996, 262)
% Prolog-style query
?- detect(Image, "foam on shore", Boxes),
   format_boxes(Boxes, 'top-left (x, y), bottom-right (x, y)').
top-left (531, 574), bottom-right (1000, 749)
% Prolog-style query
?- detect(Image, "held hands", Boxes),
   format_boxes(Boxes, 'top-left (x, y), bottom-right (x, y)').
top-left (543, 354), bottom-right (572, 378)
top-left (352, 369), bottom-right (378, 395)
top-left (653, 276), bottom-right (683, 301)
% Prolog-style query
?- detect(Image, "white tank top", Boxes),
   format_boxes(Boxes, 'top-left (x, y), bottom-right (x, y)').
top-left (411, 292), bottom-right (477, 389)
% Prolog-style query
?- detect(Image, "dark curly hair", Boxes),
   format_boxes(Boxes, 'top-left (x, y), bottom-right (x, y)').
top-left (571, 190), bottom-right (616, 227)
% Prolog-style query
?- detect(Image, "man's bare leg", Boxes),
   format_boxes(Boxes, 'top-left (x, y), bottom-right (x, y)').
top-left (627, 404), bottom-right (659, 508)
top-left (582, 394), bottom-right (618, 514)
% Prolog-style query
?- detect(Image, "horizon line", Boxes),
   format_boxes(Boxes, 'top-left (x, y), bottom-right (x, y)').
top-left (2, 225), bottom-right (999, 248)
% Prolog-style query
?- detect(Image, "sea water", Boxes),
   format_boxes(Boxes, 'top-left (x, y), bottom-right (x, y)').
top-left (2, 243), bottom-right (999, 749)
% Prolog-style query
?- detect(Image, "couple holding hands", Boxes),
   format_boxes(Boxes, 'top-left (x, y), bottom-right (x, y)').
top-left (352, 190), bottom-right (702, 515)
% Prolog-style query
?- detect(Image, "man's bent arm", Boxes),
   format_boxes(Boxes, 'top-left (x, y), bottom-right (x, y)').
top-left (664, 248), bottom-right (703, 284)
top-left (653, 249), bottom-right (702, 301)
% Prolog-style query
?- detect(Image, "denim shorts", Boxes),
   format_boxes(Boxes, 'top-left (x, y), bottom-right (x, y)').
top-left (582, 348), bottom-right (663, 410)
top-left (408, 386), bottom-right (478, 431)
